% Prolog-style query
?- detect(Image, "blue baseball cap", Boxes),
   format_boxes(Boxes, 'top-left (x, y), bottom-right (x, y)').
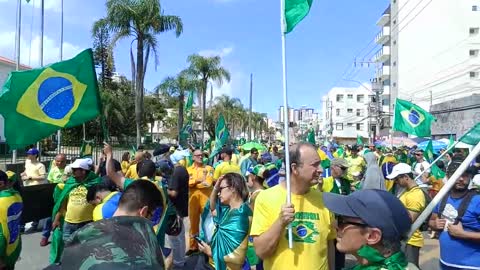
top-left (323, 189), bottom-right (411, 240)
top-left (26, 148), bottom-right (39, 155)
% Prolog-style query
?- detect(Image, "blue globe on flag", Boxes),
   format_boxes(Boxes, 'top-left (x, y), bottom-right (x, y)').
top-left (408, 110), bottom-right (421, 125)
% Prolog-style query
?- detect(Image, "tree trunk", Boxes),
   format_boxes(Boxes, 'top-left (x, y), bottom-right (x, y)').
top-left (200, 79), bottom-right (207, 147)
top-left (135, 38), bottom-right (145, 147)
top-left (178, 89), bottom-right (185, 145)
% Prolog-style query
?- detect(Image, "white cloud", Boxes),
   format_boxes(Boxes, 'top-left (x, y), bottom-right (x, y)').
top-left (198, 46), bottom-right (234, 58)
top-left (0, 31), bottom-right (82, 67)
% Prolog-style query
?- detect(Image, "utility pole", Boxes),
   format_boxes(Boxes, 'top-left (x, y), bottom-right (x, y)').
top-left (248, 73), bottom-right (253, 141)
top-left (329, 100), bottom-right (333, 142)
top-left (371, 78), bottom-right (383, 141)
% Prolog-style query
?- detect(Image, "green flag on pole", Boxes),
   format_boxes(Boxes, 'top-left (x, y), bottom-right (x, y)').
top-left (424, 140), bottom-right (445, 179)
top-left (307, 128), bottom-right (316, 145)
top-left (209, 114), bottom-right (229, 158)
top-left (393, 98), bottom-right (436, 137)
top-left (181, 90), bottom-right (194, 136)
top-left (284, 0), bottom-right (313, 34)
top-left (448, 134), bottom-right (455, 154)
top-left (459, 122), bottom-right (480, 145)
top-left (357, 135), bottom-right (363, 145)
top-left (0, 49), bottom-right (101, 149)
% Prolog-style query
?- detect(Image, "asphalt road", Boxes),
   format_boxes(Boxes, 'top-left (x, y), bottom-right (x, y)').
top-left (16, 227), bottom-right (440, 270)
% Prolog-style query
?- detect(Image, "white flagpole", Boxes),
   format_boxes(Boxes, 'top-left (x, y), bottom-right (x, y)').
top-left (36, 0), bottom-right (44, 155)
top-left (57, 0), bottom-right (63, 154)
top-left (13, 0), bottom-right (22, 163)
top-left (407, 140), bottom-right (480, 238)
top-left (280, 0), bottom-right (293, 249)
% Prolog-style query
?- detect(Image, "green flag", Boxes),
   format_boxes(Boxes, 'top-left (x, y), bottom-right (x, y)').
top-left (80, 140), bottom-right (94, 158)
top-left (448, 134), bottom-right (455, 154)
top-left (336, 146), bottom-right (345, 158)
top-left (307, 128), bottom-right (316, 145)
top-left (459, 122), bottom-right (480, 145)
top-left (357, 135), bottom-right (363, 145)
top-left (209, 114), bottom-right (229, 158)
top-left (180, 90), bottom-right (194, 136)
top-left (284, 0), bottom-right (313, 34)
top-left (393, 99), bottom-right (436, 137)
top-left (424, 140), bottom-right (445, 179)
top-left (0, 49), bottom-right (101, 149)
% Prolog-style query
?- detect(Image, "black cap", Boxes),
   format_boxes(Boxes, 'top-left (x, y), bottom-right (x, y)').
top-left (323, 189), bottom-right (411, 240)
top-left (153, 144), bottom-right (170, 157)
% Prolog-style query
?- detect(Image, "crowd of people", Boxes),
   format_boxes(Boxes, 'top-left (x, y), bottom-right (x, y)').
top-left (0, 140), bottom-right (479, 270)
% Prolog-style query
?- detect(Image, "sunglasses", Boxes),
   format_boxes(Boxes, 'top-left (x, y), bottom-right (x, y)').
top-left (415, 153), bottom-right (423, 156)
top-left (337, 216), bottom-right (368, 228)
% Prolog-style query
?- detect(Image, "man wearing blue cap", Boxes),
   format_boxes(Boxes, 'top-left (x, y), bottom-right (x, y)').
top-left (21, 148), bottom-right (46, 183)
top-left (322, 189), bottom-right (419, 269)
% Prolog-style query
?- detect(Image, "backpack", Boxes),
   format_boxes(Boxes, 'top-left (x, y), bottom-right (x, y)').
top-left (438, 190), bottom-right (478, 225)
top-left (417, 188), bottom-right (432, 231)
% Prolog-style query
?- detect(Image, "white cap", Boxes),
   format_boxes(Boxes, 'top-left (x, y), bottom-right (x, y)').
top-left (70, 159), bottom-right (90, 170)
top-left (386, 163), bottom-right (412, 179)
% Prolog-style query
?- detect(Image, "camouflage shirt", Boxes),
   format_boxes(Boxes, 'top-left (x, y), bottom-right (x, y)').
top-left (62, 216), bottom-right (165, 270)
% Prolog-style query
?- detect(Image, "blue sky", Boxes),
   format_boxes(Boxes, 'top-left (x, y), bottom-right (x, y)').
top-left (0, 0), bottom-right (388, 120)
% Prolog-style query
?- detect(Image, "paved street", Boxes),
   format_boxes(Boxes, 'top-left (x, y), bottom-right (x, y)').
top-left (17, 228), bottom-right (440, 270)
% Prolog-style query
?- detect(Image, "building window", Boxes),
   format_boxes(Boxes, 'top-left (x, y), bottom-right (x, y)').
top-left (469, 28), bottom-right (479, 35)
top-left (356, 123), bottom-right (364, 131)
top-left (356, 109), bottom-right (364, 117)
top-left (347, 123), bottom-right (353, 127)
top-left (336, 123), bottom-right (343, 130)
top-left (469, 49), bottom-right (479, 57)
top-left (347, 94), bottom-right (353, 99)
top-left (336, 108), bottom-right (341, 116)
top-left (470, 71), bottom-right (479, 79)
top-left (357, 94), bottom-right (365, 103)
top-left (336, 94), bottom-right (344, 102)
top-left (347, 108), bottom-right (353, 113)
top-left (473, 5), bottom-right (478, 11)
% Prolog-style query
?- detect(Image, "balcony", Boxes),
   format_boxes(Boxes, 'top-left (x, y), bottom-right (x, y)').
top-left (376, 65), bottom-right (390, 81)
top-left (373, 46), bottom-right (390, 63)
top-left (376, 14), bottom-right (391, 27)
top-left (375, 26), bottom-right (390, 45)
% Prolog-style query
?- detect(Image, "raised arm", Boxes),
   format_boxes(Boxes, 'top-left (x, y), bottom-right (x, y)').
top-left (104, 143), bottom-right (126, 189)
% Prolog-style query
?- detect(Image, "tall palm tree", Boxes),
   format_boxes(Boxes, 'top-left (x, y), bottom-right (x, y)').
top-left (214, 94), bottom-right (242, 135)
top-left (187, 54), bottom-right (230, 145)
top-left (156, 70), bottom-right (198, 142)
top-left (94, 0), bottom-right (183, 146)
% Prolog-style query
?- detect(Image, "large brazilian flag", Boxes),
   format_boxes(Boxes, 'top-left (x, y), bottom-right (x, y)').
top-left (0, 49), bottom-right (101, 148)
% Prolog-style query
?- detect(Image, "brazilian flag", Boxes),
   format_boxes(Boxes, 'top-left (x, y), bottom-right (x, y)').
top-left (393, 98), bottom-right (436, 137)
top-left (0, 49), bottom-right (101, 149)
top-left (209, 114), bottom-right (229, 158)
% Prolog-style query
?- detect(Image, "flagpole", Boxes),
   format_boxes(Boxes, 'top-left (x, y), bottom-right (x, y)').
top-left (12, 0), bottom-right (22, 163)
top-left (280, 0), bottom-right (293, 249)
top-left (57, 0), bottom-right (63, 154)
top-left (36, 0), bottom-right (45, 155)
top-left (248, 73), bottom-right (253, 141)
top-left (407, 140), bottom-right (480, 238)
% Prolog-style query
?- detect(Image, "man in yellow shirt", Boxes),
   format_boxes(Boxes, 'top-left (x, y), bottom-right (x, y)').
top-left (251, 143), bottom-right (336, 270)
top-left (346, 145), bottom-right (366, 182)
top-left (125, 152), bottom-right (144, 179)
top-left (21, 148), bottom-right (46, 183)
top-left (213, 148), bottom-right (240, 180)
top-left (386, 163), bottom-right (426, 267)
top-left (186, 149), bottom-right (214, 254)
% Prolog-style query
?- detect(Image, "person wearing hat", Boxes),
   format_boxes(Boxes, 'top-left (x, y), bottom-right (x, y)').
top-left (346, 145), bottom-right (366, 182)
top-left (386, 163), bottom-right (426, 267)
top-left (49, 158), bottom-right (102, 263)
top-left (186, 149), bottom-right (214, 254)
top-left (246, 164), bottom-right (268, 209)
top-left (0, 170), bottom-right (23, 270)
top-left (411, 150), bottom-right (430, 188)
top-left (322, 158), bottom-right (351, 195)
top-left (213, 148), bottom-right (241, 181)
top-left (21, 148), bottom-right (46, 183)
top-left (323, 189), bottom-right (419, 270)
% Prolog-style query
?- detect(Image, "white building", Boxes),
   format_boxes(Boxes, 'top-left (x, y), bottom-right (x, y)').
top-left (322, 86), bottom-right (374, 144)
top-left (0, 56), bottom-right (30, 142)
top-left (375, 1), bottom-right (480, 130)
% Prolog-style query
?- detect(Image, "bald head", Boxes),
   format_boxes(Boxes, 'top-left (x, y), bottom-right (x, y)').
top-left (134, 152), bottom-right (145, 162)
top-left (55, 154), bottom-right (67, 169)
top-left (289, 143), bottom-right (317, 167)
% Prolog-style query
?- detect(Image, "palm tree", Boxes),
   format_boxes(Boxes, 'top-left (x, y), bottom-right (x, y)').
top-left (156, 70), bottom-right (198, 142)
top-left (94, 0), bottom-right (183, 146)
top-left (214, 94), bottom-right (242, 135)
top-left (186, 54), bottom-right (231, 145)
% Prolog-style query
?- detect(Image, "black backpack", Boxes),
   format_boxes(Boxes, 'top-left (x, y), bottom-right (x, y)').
top-left (418, 188), bottom-right (432, 231)
top-left (438, 190), bottom-right (478, 225)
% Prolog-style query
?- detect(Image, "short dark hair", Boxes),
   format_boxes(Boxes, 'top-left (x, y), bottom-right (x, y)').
top-left (222, 173), bottom-right (249, 202)
top-left (289, 142), bottom-right (316, 168)
top-left (0, 170), bottom-right (7, 183)
top-left (137, 160), bottom-right (156, 179)
top-left (86, 183), bottom-right (113, 202)
top-left (119, 180), bottom-right (163, 213)
top-left (250, 148), bottom-right (258, 154)
top-left (121, 152), bottom-right (130, 162)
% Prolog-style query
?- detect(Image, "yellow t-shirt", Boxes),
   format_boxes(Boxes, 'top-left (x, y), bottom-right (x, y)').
top-left (65, 186), bottom-right (94, 224)
top-left (399, 187), bottom-right (425, 248)
top-left (121, 161), bottom-right (130, 174)
top-left (187, 164), bottom-right (214, 189)
top-left (250, 185), bottom-right (336, 270)
top-left (25, 160), bottom-right (46, 178)
top-left (125, 164), bottom-right (139, 179)
top-left (213, 161), bottom-right (241, 180)
top-left (346, 156), bottom-right (366, 181)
